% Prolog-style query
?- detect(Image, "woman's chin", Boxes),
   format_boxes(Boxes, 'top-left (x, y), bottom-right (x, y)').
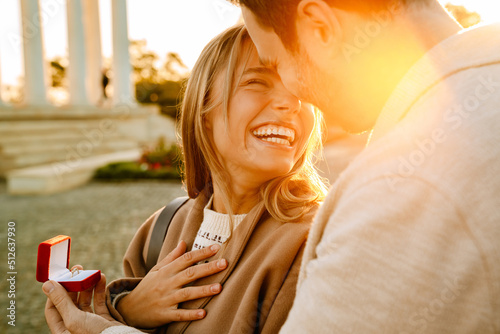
top-left (252, 162), bottom-right (294, 181)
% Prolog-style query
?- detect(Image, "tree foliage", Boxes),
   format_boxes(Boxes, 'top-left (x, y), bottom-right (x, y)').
top-left (130, 40), bottom-right (188, 118)
top-left (45, 39), bottom-right (188, 117)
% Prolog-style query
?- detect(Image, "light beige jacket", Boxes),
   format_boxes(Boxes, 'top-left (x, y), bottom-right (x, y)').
top-left (107, 189), bottom-right (317, 333)
top-left (281, 24), bottom-right (500, 333)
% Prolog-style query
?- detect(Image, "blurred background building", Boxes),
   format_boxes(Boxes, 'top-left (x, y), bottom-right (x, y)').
top-left (0, 0), bottom-right (182, 195)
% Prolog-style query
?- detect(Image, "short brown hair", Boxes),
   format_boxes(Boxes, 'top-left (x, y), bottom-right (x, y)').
top-left (232, 0), bottom-right (430, 50)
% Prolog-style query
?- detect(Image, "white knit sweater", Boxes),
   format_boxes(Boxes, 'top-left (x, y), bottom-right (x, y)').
top-left (191, 196), bottom-right (247, 252)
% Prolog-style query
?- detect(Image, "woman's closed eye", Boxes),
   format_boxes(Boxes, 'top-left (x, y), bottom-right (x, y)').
top-left (242, 78), bottom-right (271, 88)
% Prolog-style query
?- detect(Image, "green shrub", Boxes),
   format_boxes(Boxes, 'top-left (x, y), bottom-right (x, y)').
top-left (94, 139), bottom-right (183, 180)
top-left (94, 161), bottom-right (181, 180)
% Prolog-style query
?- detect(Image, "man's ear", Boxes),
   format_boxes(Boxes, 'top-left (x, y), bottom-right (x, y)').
top-left (296, 0), bottom-right (342, 57)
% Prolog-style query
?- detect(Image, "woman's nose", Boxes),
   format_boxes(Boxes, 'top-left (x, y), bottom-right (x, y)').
top-left (271, 90), bottom-right (301, 114)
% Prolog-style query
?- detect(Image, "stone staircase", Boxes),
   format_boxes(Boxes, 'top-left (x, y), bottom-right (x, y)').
top-left (0, 119), bottom-right (139, 173)
top-left (6, 149), bottom-right (142, 195)
top-left (1, 105), bottom-right (176, 195)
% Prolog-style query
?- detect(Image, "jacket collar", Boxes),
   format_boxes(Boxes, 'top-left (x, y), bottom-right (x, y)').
top-left (369, 23), bottom-right (500, 144)
top-left (169, 190), bottom-right (210, 251)
top-left (170, 193), bottom-right (267, 333)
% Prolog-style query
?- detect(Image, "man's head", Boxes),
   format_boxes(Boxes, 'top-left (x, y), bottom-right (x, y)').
top-left (235, 0), bottom-right (455, 133)
top-left (235, 0), bottom-right (414, 51)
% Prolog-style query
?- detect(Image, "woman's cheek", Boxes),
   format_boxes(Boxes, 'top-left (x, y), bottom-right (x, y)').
top-left (302, 108), bottom-right (316, 138)
top-left (294, 112), bottom-right (315, 158)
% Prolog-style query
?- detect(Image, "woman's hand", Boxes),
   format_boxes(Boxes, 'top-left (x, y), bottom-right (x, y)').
top-left (44, 273), bottom-right (125, 334)
top-left (117, 240), bottom-right (228, 328)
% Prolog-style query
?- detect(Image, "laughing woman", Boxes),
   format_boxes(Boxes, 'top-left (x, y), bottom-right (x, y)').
top-left (102, 24), bottom-right (327, 334)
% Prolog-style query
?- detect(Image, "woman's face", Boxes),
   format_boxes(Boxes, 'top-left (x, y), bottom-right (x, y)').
top-left (205, 41), bottom-right (316, 188)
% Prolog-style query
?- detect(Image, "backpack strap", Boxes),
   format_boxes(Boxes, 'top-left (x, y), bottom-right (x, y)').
top-left (145, 196), bottom-right (189, 273)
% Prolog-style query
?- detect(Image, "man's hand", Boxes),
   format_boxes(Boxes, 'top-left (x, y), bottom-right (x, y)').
top-left (43, 273), bottom-right (124, 334)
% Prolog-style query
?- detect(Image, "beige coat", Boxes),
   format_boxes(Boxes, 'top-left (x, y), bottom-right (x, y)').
top-left (107, 189), bottom-right (317, 333)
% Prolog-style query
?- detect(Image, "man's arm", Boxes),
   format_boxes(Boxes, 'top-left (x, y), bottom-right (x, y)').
top-left (281, 177), bottom-right (492, 333)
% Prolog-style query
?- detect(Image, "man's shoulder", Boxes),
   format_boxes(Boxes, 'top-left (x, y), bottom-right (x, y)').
top-left (333, 77), bottom-right (500, 207)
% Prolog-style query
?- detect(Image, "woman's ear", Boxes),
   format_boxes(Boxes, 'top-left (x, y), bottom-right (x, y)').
top-left (296, 0), bottom-right (343, 59)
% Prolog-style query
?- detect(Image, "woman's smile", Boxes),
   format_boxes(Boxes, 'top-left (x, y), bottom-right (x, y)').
top-left (251, 122), bottom-right (296, 147)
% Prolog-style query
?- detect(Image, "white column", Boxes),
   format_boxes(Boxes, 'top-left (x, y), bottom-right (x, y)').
top-left (111, 0), bottom-right (135, 105)
top-left (20, 0), bottom-right (49, 106)
top-left (0, 56), bottom-right (6, 106)
top-left (82, 0), bottom-right (103, 105)
top-left (66, 0), bottom-right (90, 105)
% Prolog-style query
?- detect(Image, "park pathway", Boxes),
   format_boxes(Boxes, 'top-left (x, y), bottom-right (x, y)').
top-left (0, 180), bottom-right (186, 333)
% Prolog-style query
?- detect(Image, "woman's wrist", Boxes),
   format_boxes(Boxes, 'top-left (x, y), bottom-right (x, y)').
top-left (116, 293), bottom-right (135, 326)
top-left (112, 291), bottom-right (131, 309)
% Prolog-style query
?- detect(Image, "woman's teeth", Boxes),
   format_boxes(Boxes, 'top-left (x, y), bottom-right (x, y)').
top-left (260, 137), bottom-right (291, 145)
top-left (252, 125), bottom-right (295, 146)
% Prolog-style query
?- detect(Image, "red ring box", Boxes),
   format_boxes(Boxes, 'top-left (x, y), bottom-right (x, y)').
top-left (36, 235), bottom-right (101, 292)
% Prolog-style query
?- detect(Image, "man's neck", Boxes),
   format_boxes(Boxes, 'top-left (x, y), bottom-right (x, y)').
top-left (402, 2), bottom-right (463, 52)
top-left (336, 2), bottom-right (462, 133)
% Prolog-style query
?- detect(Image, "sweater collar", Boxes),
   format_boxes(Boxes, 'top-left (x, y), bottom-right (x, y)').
top-left (203, 195), bottom-right (248, 232)
top-left (368, 23), bottom-right (500, 144)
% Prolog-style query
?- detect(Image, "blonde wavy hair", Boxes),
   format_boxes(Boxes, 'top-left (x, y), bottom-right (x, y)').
top-left (180, 24), bottom-right (327, 223)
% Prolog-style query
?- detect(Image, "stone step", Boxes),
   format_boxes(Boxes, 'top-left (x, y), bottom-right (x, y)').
top-left (0, 104), bottom-right (153, 122)
top-left (0, 119), bottom-right (108, 135)
top-left (0, 132), bottom-right (89, 144)
top-left (0, 140), bottom-right (139, 173)
top-left (6, 149), bottom-right (142, 195)
top-left (0, 107), bottom-right (177, 150)
top-left (0, 135), bottom-right (136, 155)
